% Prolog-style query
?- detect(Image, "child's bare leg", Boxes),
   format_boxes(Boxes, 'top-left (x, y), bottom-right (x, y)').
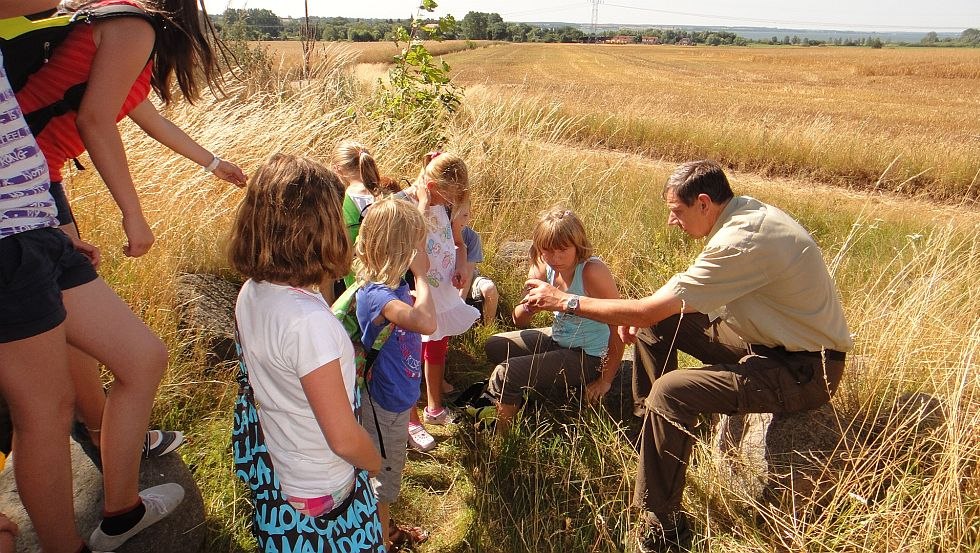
top-left (70, 346), bottom-right (106, 447)
top-left (495, 402), bottom-right (519, 435)
top-left (63, 278), bottom-right (167, 512)
top-left (378, 502), bottom-right (390, 549)
top-left (480, 281), bottom-right (499, 324)
top-left (424, 360), bottom-right (445, 413)
top-left (0, 326), bottom-right (86, 553)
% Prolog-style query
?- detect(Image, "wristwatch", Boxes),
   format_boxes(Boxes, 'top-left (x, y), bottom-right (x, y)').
top-left (564, 295), bottom-right (580, 315)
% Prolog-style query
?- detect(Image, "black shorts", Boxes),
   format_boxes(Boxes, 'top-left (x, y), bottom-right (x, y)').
top-left (0, 227), bottom-right (98, 343)
top-left (49, 181), bottom-right (75, 226)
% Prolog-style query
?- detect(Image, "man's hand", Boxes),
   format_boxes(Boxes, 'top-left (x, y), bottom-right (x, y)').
top-left (618, 325), bottom-right (639, 345)
top-left (121, 213), bottom-right (154, 257)
top-left (523, 278), bottom-right (569, 312)
top-left (585, 379), bottom-right (611, 404)
top-left (68, 234), bottom-right (101, 269)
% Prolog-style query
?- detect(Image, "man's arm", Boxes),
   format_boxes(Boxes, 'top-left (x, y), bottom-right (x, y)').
top-left (524, 278), bottom-right (689, 328)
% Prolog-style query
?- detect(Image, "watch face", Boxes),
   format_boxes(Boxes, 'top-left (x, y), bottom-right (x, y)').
top-left (567, 296), bottom-right (579, 312)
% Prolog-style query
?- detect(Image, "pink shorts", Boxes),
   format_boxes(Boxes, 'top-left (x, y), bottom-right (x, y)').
top-left (422, 336), bottom-right (450, 364)
top-left (283, 478), bottom-right (355, 517)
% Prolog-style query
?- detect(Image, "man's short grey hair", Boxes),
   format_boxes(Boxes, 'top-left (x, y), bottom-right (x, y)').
top-left (662, 160), bottom-right (734, 206)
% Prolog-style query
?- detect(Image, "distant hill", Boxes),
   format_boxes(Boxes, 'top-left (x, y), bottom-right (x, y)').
top-left (531, 22), bottom-right (961, 43)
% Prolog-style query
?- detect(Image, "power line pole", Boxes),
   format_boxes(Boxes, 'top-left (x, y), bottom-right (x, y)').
top-left (590, 0), bottom-right (601, 43)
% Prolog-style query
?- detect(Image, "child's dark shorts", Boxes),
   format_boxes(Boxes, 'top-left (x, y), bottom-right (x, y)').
top-left (0, 227), bottom-right (98, 343)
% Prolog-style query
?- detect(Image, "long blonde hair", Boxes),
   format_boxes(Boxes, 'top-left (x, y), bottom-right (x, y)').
top-left (354, 197), bottom-right (427, 287)
top-left (412, 151), bottom-right (469, 217)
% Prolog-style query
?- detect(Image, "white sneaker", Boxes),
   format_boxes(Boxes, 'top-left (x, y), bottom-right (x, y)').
top-left (89, 483), bottom-right (185, 550)
top-left (408, 422), bottom-right (436, 452)
top-left (423, 406), bottom-right (456, 425)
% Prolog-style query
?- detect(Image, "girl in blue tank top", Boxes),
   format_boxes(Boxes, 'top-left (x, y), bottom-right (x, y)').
top-left (485, 207), bottom-right (625, 433)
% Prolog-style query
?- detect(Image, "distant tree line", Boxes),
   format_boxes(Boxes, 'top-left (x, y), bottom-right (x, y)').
top-left (213, 9), bottom-right (980, 49)
top-left (918, 28), bottom-right (980, 46)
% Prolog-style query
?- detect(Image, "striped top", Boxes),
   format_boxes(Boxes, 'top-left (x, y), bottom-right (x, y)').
top-left (15, 1), bottom-right (153, 182)
top-left (0, 51), bottom-right (57, 239)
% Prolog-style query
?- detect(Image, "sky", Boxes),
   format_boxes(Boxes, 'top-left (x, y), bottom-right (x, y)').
top-left (215, 0), bottom-right (978, 33)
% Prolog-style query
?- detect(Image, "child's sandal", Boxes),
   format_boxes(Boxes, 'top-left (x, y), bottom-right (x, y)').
top-left (388, 523), bottom-right (429, 551)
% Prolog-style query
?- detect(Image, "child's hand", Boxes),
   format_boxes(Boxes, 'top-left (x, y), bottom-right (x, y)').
top-left (68, 234), bottom-right (101, 269)
top-left (451, 269), bottom-right (464, 289)
top-left (122, 213), bottom-right (154, 257)
top-left (585, 379), bottom-right (612, 404)
top-left (214, 159), bottom-right (247, 187)
top-left (416, 182), bottom-right (431, 211)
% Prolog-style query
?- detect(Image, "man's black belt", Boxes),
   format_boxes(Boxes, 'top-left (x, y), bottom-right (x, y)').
top-left (750, 344), bottom-right (846, 362)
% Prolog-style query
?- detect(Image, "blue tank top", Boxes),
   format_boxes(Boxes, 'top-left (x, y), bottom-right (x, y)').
top-left (547, 258), bottom-right (609, 358)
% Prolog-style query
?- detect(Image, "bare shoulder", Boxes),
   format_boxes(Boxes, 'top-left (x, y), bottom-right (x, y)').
top-left (92, 13), bottom-right (155, 46)
top-left (582, 258), bottom-right (619, 298)
top-left (583, 257), bottom-right (614, 280)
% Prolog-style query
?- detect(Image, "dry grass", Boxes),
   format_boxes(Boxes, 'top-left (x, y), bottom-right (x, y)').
top-left (59, 45), bottom-right (980, 551)
top-left (255, 39), bottom-right (499, 66)
top-left (443, 44), bottom-right (980, 200)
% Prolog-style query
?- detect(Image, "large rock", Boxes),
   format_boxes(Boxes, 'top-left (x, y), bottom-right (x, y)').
top-left (494, 239), bottom-right (533, 270)
top-left (0, 440), bottom-right (205, 552)
top-left (712, 403), bottom-right (848, 507)
top-left (174, 272), bottom-right (241, 365)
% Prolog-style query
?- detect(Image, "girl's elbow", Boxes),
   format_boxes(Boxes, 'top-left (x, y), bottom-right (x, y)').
top-left (325, 431), bottom-right (360, 458)
top-left (75, 110), bottom-right (115, 137)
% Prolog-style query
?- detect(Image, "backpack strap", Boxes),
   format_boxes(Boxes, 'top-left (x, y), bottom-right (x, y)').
top-left (24, 81), bottom-right (86, 136)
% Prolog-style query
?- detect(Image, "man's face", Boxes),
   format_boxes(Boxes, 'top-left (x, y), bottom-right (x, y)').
top-left (665, 190), bottom-right (715, 239)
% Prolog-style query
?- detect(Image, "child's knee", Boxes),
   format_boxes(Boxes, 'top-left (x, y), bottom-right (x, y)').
top-left (482, 282), bottom-right (499, 302)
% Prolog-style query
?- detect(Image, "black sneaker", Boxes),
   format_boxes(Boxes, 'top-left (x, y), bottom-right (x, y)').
top-left (143, 430), bottom-right (185, 458)
top-left (636, 512), bottom-right (692, 553)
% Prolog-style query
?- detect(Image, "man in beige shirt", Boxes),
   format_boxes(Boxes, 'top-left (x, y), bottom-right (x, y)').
top-left (524, 160), bottom-right (851, 553)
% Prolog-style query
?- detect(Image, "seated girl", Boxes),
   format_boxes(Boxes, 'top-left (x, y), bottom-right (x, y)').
top-left (485, 207), bottom-right (625, 433)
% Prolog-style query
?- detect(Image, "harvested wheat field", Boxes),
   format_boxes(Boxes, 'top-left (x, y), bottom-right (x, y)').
top-left (444, 43), bottom-right (980, 200)
top-left (256, 38), bottom-right (498, 66)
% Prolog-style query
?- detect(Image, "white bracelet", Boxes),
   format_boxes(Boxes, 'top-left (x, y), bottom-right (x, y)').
top-left (203, 155), bottom-right (221, 173)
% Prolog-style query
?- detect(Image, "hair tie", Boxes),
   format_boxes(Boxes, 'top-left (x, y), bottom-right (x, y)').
top-left (428, 151), bottom-right (442, 161)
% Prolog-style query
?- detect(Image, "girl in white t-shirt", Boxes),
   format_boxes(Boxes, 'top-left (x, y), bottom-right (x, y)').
top-left (228, 153), bottom-right (384, 551)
